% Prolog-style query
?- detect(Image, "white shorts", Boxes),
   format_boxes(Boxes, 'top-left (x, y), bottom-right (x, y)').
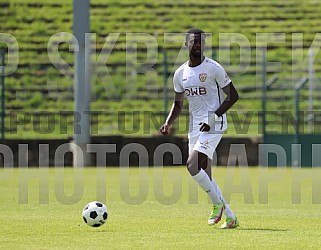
top-left (189, 132), bottom-right (224, 160)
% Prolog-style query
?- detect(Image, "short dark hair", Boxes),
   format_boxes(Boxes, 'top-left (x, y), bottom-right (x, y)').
top-left (185, 28), bottom-right (206, 42)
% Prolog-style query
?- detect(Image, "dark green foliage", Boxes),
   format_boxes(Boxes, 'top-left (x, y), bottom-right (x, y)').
top-left (1, 0), bottom-right (321, 138)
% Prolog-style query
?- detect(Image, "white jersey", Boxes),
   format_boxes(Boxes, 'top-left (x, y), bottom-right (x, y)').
top-left (173, 57), bottom-right (231, 138)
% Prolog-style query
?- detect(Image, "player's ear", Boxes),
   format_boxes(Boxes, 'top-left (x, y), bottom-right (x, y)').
top-left (184, 41), bottom-right (188, 48)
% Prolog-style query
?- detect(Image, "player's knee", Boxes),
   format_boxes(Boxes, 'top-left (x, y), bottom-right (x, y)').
top-left (187, 151), bottom-right (210, 176)
top-left (186, 155), bottom-right (199, 176)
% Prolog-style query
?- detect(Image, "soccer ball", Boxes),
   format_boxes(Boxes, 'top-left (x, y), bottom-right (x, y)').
top-left (82, 201), bottom-right (108, 227)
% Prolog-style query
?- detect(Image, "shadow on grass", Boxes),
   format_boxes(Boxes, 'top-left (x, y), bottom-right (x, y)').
top-left (238, 228), bottom-right (289, 232)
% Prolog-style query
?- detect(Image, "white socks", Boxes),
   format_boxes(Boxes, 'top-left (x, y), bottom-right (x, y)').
top-left (192, 169), bottom-right (236, 219)
top-left (192, 169), bottom-right (221, 205)
top-left (211, 179), bottom-right (235, 219)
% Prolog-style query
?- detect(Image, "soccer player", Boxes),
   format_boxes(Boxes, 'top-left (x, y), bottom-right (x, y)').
top-left (160, 28), bottom-right (239, 229)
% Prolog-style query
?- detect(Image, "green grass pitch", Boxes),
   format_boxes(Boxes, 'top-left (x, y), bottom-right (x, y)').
top-left (1, 167), bottom-right (321, 249)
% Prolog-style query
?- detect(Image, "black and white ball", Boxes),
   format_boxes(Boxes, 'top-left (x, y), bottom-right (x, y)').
top-left (82, 201), bottom-right (108, 227)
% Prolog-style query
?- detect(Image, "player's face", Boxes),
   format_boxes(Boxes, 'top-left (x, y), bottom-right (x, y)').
top-left (186, 34), bottom-right (205, 58)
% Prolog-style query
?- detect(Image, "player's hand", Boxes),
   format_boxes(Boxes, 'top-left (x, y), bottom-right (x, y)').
top-left (199, 122), bottom-right (210, 132)
top-left (200, 113), bottom-right (219, 132)
top-left (160, 123), bottom-right (171, 136)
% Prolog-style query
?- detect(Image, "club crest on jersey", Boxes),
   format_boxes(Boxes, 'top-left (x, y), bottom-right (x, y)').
top-left (199, 73), bottom-right (207, 82)
top-left (200, 140), bottom-right (210, 150)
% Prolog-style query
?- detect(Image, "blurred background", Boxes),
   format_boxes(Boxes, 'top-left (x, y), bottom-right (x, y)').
top-left (0, 0), bottom-right (320, 166)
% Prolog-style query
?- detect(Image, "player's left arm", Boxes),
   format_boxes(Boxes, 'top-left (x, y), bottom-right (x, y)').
top-left (199, 82), bottom-right (238, 132)
top-left (215, 82), bottom-right (239, 117)
top-left (199, 63), bottom-right (238, 132)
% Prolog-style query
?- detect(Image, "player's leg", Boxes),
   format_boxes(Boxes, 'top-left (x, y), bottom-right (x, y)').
top-left (186, 150), bottom-right (221, 205)
top-left (203, 159), bottom-right (237, 224)
top-left (202, 156), bottom-right (212, 179)
top-left (204, 155), bottom-right (239, 228)
top-left (193, 132), bottom-right (239, 226)
top-left (211, 178), bottom-right (239, 228)
top-left (187, 150), bottom-right (224, 224)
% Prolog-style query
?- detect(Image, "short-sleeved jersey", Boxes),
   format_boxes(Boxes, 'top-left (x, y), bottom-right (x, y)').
top-left (173, 57), bottom-right (231, 138)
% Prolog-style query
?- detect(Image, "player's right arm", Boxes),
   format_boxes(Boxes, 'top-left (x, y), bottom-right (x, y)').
top-left (160, 91), bottom-right (184, 136)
